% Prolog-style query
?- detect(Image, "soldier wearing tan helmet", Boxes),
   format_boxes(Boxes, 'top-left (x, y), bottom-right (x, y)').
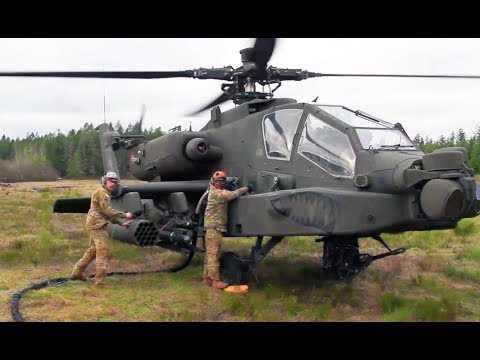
top-left (202, 170), bottom-right (250, 289)
top-left (71, 171), bottom-right (134, 285)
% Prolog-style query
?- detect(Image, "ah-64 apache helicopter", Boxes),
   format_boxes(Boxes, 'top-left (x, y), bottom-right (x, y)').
top-left (2, 38), bottom-right (479, 284)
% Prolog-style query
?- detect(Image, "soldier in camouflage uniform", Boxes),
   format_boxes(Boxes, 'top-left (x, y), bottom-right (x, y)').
top-left (202, 170), bottom-right (250, 289)
top-left (71, 171), bottom-right (134, 285)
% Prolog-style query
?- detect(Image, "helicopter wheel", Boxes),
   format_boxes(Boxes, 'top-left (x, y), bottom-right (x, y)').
top-left (219, 251), bottom-right (250, 285)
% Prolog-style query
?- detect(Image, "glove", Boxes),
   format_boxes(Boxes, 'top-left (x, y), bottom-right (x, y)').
top-left (247, 184), bottom-right (254, 193)
top-left (122, 220), bottom-right (134, 228)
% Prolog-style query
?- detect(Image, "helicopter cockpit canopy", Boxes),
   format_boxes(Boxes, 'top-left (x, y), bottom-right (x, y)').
top-left (262, 109), bottom-right (302, 161)
top-left (355, 128), bottom-right (417, 150)
top-left (316, 105), bottom-right (417, 151)
top-left (297, 112), bottom-right (356, 178)
top-left (261, 107), bottom-right (357, 178)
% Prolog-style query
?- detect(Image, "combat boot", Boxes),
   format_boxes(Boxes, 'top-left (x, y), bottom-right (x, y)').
top-left (71, 274), bottom-right (87, 281)
top-left (211, 279), bottom-right (229, 289)
top-left (202, 276), bottom-right (213, 286)
top-left (71, 266), bottom-right (87, 281)
top-left (94, 268), bottom-right (107, 286)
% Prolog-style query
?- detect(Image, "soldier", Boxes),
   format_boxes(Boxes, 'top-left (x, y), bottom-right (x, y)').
top-left (202, 170), bottom-right (250, 289)
top-left (71, 171), bottom-right (134, 285)
top-left (358, 129), bottom-right (374, 149)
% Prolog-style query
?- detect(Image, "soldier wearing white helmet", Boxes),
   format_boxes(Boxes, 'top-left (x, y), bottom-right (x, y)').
top-left (71, 171), bottom-right (134, 285)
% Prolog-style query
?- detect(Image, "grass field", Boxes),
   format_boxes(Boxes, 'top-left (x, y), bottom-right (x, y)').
top-left (0, 180), bottom-right (479, 322)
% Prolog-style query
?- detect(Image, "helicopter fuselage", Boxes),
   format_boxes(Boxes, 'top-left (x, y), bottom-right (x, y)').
top-left (121, 98), bottom-right (479, 238)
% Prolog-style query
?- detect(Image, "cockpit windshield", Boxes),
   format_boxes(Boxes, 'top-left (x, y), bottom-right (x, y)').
top-left (316, 105), bottom-right (417, 150)
top-left (316, 105), bottom-right (388, 128)
top-left (356, 128), bottom-right (416, 150)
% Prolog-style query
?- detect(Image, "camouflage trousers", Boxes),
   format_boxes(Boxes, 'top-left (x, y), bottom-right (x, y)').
top-left (72, 227), bottom-right (112, 284)
top-left (203, 228), bottom-right (223, 281)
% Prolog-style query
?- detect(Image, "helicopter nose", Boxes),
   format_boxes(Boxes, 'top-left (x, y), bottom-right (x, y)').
top-left (420, 179), bottom-right (465, 219)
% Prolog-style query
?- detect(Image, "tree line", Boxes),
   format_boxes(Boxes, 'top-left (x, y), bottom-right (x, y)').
top-left (413, 126), bottom-right (480, 172)
top-left (1, 124), bottom-right (479, 182)
top-left (0, 121), bottom-right (164, 182)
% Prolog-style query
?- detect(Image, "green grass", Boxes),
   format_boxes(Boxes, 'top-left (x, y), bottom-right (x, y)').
top-left (443, 265), bottom-right (480, 283)
top-left (283, 294), bottom-right (306, 315)
top-left (305, 302), bottom-right (333, 321)
top-left (417, 254), bottom-right (444, 271)
top-left (458, 247), bottom-right (480, 261)
top-left (384, 307), bottom-right (414, 321)
top-left (0, 251), bottom-right (21, 264)
top-left (380, 293), bottom-right (457, 321)
top-left (223, 292), bottom-right (249, 317)
top-left (113, 246), bottom-right (141, 261)
top-left (11, 239), bottom-right (28, 250)
top-left (411, 275), bottom-right (439, 289)
top-left (1, 179), bottom-right (480, 322)
top-left (380, 293), bottom-right (408, 314)
top-left (412, 297), bottom-right (457, 321)
top-left (454, 219), bottom-right (476, 237)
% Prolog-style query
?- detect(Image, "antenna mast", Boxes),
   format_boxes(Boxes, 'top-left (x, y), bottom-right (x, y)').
top-left (103, 89), bottom-right (106, 123)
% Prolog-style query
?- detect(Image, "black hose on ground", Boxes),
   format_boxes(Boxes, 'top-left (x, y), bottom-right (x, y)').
top-left (10, 249), bottom-right (196, 322)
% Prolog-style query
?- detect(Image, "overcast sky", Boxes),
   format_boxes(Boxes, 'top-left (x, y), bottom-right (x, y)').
top-left (0, 38), bottom-right (479, 141)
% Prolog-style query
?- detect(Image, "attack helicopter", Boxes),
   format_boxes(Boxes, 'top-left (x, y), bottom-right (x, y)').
top-left (1, 38), bottom-right (479, 284)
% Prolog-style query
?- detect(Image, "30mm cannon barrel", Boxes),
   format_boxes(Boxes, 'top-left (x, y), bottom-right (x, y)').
top-left (157, 230), bottom-right (192, 246)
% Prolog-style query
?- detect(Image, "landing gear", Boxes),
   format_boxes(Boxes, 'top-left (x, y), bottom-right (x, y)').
top-left (220, 236), bottom-right (284, 285)
top-left (319, 235), bottom-right (406, 280)
top-left (220, 251), bottom-right (250, 284)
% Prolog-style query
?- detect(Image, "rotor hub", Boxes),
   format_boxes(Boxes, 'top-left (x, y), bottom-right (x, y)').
top-left (240, 47), bottom-right (255, 64)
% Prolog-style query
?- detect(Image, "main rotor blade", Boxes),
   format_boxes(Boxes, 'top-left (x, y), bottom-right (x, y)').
top-left (133, 104), bottom-right (146, 135)
top-left (0, 71), bottom-right (195, 79)
top-left (315, 73), bottom-right (480, 79)
top-left (251, 38), bottom-right (276, 67)
top-left (139, 104), bottom-right (146, 125)
top-left (188, 92), bottom-right (231, 116)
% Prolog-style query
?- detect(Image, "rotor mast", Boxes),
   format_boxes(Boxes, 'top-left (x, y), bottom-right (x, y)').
top-left (230, 46), bottom-right (272, 105)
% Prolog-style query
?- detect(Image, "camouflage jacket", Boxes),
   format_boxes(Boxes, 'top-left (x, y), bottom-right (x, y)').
top-left (204, 186), bottom-right (249, 232)
top-left (85, 187), bottom-right (126, 230)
